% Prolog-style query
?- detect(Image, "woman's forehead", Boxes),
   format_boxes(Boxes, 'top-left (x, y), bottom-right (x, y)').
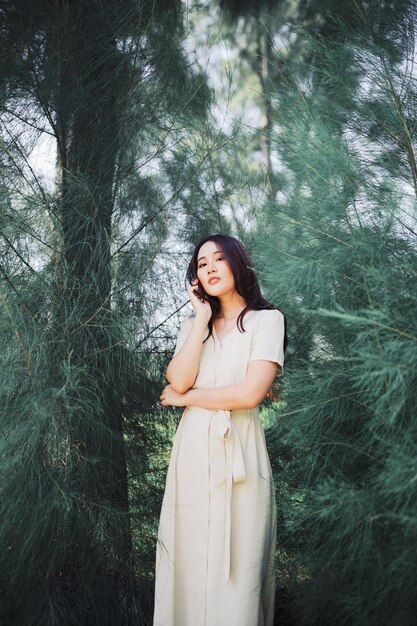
top-left (197, 241), bottom-right (223, 259)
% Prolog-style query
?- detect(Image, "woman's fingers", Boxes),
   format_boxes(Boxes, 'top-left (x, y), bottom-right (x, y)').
top-left (187, 281), bottom-right (200, 299)
top-left (160, 384), bottom-right (169, 398)
top-left (186, 280), bottom-right (213, 321)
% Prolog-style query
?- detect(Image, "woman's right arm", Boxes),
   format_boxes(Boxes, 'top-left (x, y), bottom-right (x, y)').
top-left (166, 314), bottom-right (208, 393)
top-left (166, 278), bottom-right (212, 394)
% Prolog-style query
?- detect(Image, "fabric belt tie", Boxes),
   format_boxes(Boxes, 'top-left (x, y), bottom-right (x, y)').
top-left (214, 409), bottom-right (246, 583)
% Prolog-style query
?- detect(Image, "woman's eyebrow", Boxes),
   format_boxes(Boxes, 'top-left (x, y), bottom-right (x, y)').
top-left (197, 250), bottom-right (223, 262)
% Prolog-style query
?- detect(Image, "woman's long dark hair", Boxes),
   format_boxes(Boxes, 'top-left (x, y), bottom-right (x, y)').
top-left (185, 234), bottom-right (288, 354)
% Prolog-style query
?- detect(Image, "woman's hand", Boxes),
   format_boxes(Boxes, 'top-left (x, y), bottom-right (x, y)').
top-left (160, 383), bottom-right (188, 407)
top-left (187, 278), bottom-right (212, 322)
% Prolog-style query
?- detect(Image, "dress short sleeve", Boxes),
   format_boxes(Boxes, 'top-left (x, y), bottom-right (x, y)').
top-left (249, 309), bottom-right (285, 377)
top-left (173, 314), bottom-right (194, 355)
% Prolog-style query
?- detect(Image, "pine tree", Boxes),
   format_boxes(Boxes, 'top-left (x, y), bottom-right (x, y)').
top-left (251, 1), bottom-right (417, 624)
top-left (0, 1), bottom-right (209, 624)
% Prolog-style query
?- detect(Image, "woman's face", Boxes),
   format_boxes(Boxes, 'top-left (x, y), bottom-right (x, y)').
top-left (196, 240), bottom-right (235, 297)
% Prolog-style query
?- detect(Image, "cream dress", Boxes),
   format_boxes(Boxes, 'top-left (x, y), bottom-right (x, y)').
top-left (153, 308), bottom-right (285, 626)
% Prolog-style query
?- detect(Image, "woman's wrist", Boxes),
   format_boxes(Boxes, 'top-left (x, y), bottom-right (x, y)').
top-left (193, 313), bottom-right (210, 328)
top-left (184, 387), bottom-right (195, 406)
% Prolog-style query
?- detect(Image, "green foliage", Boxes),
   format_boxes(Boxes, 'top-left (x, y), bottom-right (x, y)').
top-left (0, 1), bottom-right (212, 625)
top-left (2, 0), bottom-right (417, 624)
top-left (252, 2), bottom-right (417, 624)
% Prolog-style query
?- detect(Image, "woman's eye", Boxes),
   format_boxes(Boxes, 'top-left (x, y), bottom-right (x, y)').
top-left (198, 256), bottom-right (223, 269)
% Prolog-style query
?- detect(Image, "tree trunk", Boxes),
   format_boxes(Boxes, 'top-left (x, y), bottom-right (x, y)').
top-left (52, 2), bottom-right (136, 621)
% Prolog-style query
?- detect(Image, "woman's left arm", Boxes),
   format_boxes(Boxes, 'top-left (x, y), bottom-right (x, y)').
top-left (160, 360), bottom-right (279, 410)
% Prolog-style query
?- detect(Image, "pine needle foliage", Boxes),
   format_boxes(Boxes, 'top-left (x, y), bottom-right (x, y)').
top-left (0, 1), bottom-right (210, 625)
top-left (252, 1), bottom-right (417, 624)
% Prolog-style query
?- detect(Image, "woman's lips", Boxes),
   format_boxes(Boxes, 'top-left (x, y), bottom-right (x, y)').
top-left (208, 277), bottom-right (220, 285)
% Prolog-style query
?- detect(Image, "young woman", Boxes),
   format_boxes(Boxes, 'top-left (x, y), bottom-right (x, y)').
top-left (153, 234), bottom-right (288, 626)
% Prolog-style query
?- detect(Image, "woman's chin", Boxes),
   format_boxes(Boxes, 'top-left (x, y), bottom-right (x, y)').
top-left (206, 285), bottom-right (223, 296)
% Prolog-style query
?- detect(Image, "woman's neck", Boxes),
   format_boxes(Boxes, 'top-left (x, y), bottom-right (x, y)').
top-left (216, 295), bottom-right (247, 321)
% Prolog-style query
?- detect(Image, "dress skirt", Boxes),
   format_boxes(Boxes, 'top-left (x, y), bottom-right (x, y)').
top-left (153, 405), bottom-right (277, 626)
